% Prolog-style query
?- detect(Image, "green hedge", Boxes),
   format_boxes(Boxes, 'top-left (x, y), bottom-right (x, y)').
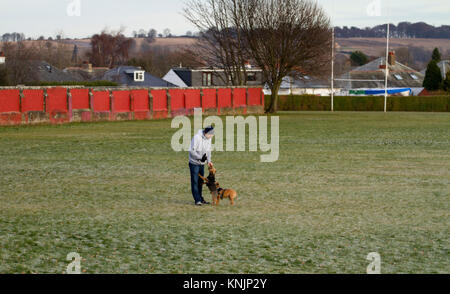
top-left (24, 81), bottom-right (119, 87)
top-left (265, 95), bottom-right (450, 112)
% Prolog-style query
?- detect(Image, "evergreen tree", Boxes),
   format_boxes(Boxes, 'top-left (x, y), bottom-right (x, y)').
top-left (423, 60), bottom-right (443, 91)
top-left (350, 51), bottom-right (369, 66)
top-left (431, 48), bottom-right (441, 62)
top-left (443, 70), bottom-right (450, 92)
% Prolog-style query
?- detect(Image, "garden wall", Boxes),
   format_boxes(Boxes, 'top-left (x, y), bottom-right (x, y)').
top-left (0, 87), bottom-right (264, 126)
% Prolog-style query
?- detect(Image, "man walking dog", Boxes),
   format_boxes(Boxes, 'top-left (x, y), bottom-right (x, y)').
top-left (189, 126), bottom-right (214, 206)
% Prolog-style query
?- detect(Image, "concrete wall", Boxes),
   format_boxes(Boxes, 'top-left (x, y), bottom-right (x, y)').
top-left (0, 86), bottom-right (265, 126)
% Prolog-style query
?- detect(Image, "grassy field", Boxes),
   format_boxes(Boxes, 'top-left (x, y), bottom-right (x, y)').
top-left (0, 112), bottom-right (449, 274)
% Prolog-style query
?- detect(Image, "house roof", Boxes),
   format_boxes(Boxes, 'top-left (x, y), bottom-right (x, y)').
top-left (63, 67), bottom-right (109, 81)
top-left (101, 66), bottom-right (177, 87)
top-left (27, 61), bottom-right (82, 83)
top-left (172, 68), bottom-right (192, 87)
top-left (336, 57), bottom-right (424, 89)
top-left (278, 74), bottom-right (331, 89)
top-left (162, 69), bottom-right (189, 87)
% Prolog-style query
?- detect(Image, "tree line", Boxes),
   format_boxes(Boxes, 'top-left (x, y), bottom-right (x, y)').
top-left (335, 22), bottom-right (450, 39)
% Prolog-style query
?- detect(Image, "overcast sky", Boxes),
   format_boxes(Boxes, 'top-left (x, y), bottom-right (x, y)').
top-left (1, 0), bottom-right (449, 39)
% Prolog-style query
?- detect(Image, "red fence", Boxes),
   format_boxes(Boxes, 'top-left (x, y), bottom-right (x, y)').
top-left (0, 87), bottom-right (264, 126)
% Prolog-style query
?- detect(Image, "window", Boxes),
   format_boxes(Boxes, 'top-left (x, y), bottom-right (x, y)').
top-left (394, 74), bottom-right (403, 80)
top-left (134, 71), bottom-right (145, 82)
top-left (202, 72), bottom-right (212, 86)
top-left (247, 73), bottom-right (257, 81)
top-left (410, 74), bottom-right (419, 80)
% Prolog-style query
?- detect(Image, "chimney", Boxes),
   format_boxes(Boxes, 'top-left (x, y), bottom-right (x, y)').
top-left (244, 61), bottom-right (252, 69)
top-left (388, 51), bottom-right (396, 66)
top-left (82, 62), bottom-right (93, 72)
top-left (0, 51), bottom-right (5, 65)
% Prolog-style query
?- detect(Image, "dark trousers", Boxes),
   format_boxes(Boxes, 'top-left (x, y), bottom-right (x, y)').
top-left (189, 163), bottom-right (205, 204)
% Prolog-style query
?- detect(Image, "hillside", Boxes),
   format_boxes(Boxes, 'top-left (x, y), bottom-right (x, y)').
top-left (336, 37), bottom-right (450, 57)
top-left (2, 37), bottom-right (448, 59)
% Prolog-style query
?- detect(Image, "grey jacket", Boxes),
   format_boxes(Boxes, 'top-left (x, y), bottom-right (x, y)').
top-left (189, 130), bottom-right (212, 166)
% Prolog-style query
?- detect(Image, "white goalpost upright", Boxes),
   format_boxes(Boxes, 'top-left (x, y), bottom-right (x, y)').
top-left (330, 0), bottom-right (391, 112)
top-left (331, 26), bottom-right (335, 112)
top-left (384, 12), bottom-right (390, 113)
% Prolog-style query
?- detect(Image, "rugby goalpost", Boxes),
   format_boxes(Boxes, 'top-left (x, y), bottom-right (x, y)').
top-left (330, 0), bottom-right (390, 112)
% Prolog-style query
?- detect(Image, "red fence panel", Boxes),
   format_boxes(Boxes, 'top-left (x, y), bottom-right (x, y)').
top-left (47, 88), bottom-right (69, 124)
top-left (248, 88), bottom-right (262, 106)
top-left (22, 89), bottom-right (44, 112)
top-left (0, 89), bottom-right (20, 113)
top-left (92, 90), bottom-right (110, 112)
top-left (185, 89), bottom-right (201, 110)
top-left (151, 89), bottom-right (168, 119)
top-left (112, 90), bottom-right (131, 113)
top-left (169, 89), bottom-right (185, 112)
top-left (46, 88), bottom-right (68, 113)
top-left (152, 90), bottom-right (167, 111)
top-left (202, 89), bottom-right (217, 110)
top-left (71, 89), bottom-right (90, 110)
top-left (132, 89), bottom-right (150, 120)
top-left (233, 88), bottom-right (247, 107)
top-left (218, 88), bottom-right (232, 108)
top-left (132, 89), bottom-right (149, 111)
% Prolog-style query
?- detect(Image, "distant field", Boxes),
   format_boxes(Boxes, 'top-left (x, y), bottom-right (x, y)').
top-left (0, 112), bottom-right (449, 274)
top-left (3, 37), bottom-right (448, 59)
top-left (0, 37), bottom-right (197, 57)
top-left (337, 37), bottom-right (450, 57)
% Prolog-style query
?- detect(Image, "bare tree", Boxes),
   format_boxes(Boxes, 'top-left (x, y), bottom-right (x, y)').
top-left (184, 0), bottom-right (331, 112)
top-left (1, 42), bottom-right (39, 84)
top-left (148, 29), bottom-right (157, 42)
top-left (88, 29), bottom-right (133, 67)
top-left (184, 0), bottom-right (251, 86)
top-left (238, 0), bottom-right (332, 113)
top-left (163, 29), bottom-right (171, 38)
top-left (127, 46), bottom-right (202, 78)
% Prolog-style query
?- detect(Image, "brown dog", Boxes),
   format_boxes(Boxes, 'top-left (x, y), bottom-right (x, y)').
top-left (199, 165), bottom-right (218, 204)
top-left (215, 182), bottom-right (238, 206)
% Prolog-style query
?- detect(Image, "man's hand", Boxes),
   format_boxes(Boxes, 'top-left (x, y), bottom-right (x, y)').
top-left (208, 162), bottom-right (214, 168)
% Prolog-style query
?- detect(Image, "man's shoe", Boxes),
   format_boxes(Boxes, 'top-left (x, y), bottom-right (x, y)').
top-left (195, 202), bottom-right (203, 206)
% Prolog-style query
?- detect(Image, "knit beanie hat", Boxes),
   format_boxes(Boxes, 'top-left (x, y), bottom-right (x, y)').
top-left (204, 126), bottom-right (215, 135)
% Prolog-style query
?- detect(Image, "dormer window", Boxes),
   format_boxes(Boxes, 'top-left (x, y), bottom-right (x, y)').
top-left (202, 72), bottom-right (212, 86)
top-left (394, 74), bottom-right (403, 80)
top-left (134, 71), bottom-right (145, 82)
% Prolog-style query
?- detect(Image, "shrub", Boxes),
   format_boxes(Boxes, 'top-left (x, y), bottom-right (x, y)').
top-left (265, 95), bottom-right (450, 112)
